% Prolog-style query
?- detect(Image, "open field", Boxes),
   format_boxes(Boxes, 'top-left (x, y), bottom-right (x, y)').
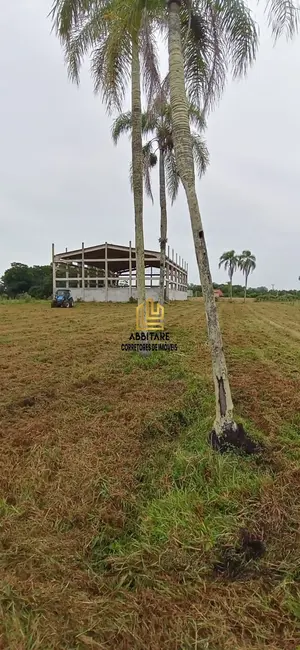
top-left (1, 298), bottom-right (300, 650)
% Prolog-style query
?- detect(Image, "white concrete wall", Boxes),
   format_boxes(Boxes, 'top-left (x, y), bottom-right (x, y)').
top-left (69, 286), bottom-right (187, 302)
top-left (168, 289), bottom-right (188, 301)
top-left (70, 287), bottom-right (161, 302)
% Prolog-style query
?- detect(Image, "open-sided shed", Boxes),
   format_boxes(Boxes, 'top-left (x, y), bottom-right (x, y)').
top-left (52, 241), bottom-right (188, 302)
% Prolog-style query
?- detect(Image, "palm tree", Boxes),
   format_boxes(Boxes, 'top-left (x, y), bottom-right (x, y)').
top-left (219, 250), bottom-right (239, 302)
top-left (50, 0), bottom-right (161, 311)
top-left (238, 251), bottom-right (256, 302)
top-left (111, 96), bottom-right (209, 305)
top-left (51, 0), bottom-right (299, 440)
top-left (167, 0), bottom-right (299, 446)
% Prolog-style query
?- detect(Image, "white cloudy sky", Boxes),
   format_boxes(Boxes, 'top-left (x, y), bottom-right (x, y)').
top-left (0, 1), bottom-right (299, 288)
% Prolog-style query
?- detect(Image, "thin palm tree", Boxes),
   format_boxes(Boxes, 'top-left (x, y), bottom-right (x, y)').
top-left (219, 250), bottom-right (239, 302)
top-left (167, 0), bottom-right (299, 446)
top-left (238, 250), bottom-right (256, 302)
top-left (111, 96), bottom-right (209, 305)
top-left (50, 0), bottom-right (162, 312)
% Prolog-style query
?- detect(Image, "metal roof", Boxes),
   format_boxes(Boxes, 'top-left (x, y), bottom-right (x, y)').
top-left (53, 242), bottom-right (186, 275)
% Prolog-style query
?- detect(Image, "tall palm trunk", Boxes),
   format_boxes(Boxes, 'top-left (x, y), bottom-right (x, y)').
top-left (131, 39), bottom-right (145, 307)
top-left (168, 1), bottom-right (235, 437)
top-left (159, 148), bottom-right (167, 305)
top-left (244, 274), bottom-right (248, 303)
top-left (230, 275), bottom-right (233, 302)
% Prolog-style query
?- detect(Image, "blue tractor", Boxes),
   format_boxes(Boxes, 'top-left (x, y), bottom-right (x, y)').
top-left (51, 289), bottom-right (74, 308)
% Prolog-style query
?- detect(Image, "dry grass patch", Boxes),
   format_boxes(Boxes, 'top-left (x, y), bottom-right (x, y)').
top-left (1, 300), bottom-right (300, 649)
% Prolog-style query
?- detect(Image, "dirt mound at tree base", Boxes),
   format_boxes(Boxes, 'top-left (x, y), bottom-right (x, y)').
top-left (209, 423), bottom-right (264, 455)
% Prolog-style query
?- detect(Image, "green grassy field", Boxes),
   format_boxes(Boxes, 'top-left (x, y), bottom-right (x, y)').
top-left (1, 298), bottom-right (300, 650)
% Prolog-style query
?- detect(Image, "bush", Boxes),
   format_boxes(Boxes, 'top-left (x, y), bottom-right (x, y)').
top-left (255, 293), bottom-right (299, 303)
top-left (255, 294), bottom-right (276, 302)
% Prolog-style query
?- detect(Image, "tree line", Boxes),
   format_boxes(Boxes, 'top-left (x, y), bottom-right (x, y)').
top-left (188, 284), bottom-right (300, 301)
top-left (1, 262), bottom-right (297, 303)
top-left (17, 0), bottom-right (297, 446)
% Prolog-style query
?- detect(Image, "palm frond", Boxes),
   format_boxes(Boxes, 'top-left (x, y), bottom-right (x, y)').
top-left (181, 5), bottom-right (212, 108)
top-left (142, 141), bottom-right (156, 203)
top-left (161, 73), bottom-right (170, 99)
top-left (188, 104), bottom-right (207, 130)
top-left (141, 113), bottom-right (159, 137)
top-left (191, 133), bottom-right (210, 177)
top-left (140, 9), bottom-right (161, 106)
top-left (90, 26), bottom-right (131, 113)
top-left (202, 1), bottom-right (227, 116)
top-left (111, 112), bottom-right (132, 143)
top-left (219, 251), bottom-right (238, 272)
top-left (238, 250), bottom-right (256, 274)
top-left (131, 141), bottom-right (156, 203)
top-left (49, 0), bottom-right (95, 37)
top-left (50, 1), bottom-right (108, 83)
top-left (164, 150), bottom-right (180, 204)
top-left (147, 75), bottom-right (170, 127)
top-left (218, 0), bottom-right (259, 78)
top-left (265, 0), bottom-right (300, 39)
top-left (129, 155), bottom-right (154, 199)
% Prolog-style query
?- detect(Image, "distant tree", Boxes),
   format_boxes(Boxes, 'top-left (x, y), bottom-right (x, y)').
top-left (1, 263), bottom-right (52, 299)
top-left (2, 263), bottom-right (33, 297)
top-left (238, 251), bottom-right (256, 302)
top-left (29, 266), bottom-right (52, 298)
top-left (218, 250), bottom-right (239, 302)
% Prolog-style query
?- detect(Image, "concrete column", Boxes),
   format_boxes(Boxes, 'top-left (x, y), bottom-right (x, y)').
top-left (66, 264), bottom-right (69, 289)
top-left (166, 263), bottom-right (169, 300)
top-left (105, 242), bottom-right (108, 302)
top-left (81, 242), bottom-right (85, 300)
top-left (129, 240), bottom-right (132, 298)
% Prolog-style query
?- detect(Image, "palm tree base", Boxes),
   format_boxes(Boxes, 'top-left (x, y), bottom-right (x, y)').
top-left (209, 423), bottom-right (263, 455)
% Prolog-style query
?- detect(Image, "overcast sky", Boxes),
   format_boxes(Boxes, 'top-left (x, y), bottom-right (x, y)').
top-left (1, 1), bottom-right (299, 288)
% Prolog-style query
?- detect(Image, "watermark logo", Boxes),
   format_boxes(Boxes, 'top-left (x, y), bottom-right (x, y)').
top-left (121, 298), bottom-right (177, 352)
top-left (136, 298), bottom-right (164, 331)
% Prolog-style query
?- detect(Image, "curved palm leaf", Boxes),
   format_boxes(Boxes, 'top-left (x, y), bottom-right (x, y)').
top-left (90, 24), bottom-right (131, 112)
top-left (51, 0), bottom-right (162, 112)
top-left (238, 251), bottom-right (256, 283)
top-left (218, 0), bottom-right (258, 78)
top-left (164, 150), bottom-right (180, 204)
top-left (188, 104), bottom-right (207, 130)
top-left (265, 0), bottom-right (300, 39)
top-left (191, 133), bottom-right (210, 176)
top-left (140, 9), bottom-right (161, 104)
top-left (130, 141), bottom-right (157, 203)
top-left (111, 112), bottom-right (132, 143)
top-left (219, 250), bottom-right (239, 273)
